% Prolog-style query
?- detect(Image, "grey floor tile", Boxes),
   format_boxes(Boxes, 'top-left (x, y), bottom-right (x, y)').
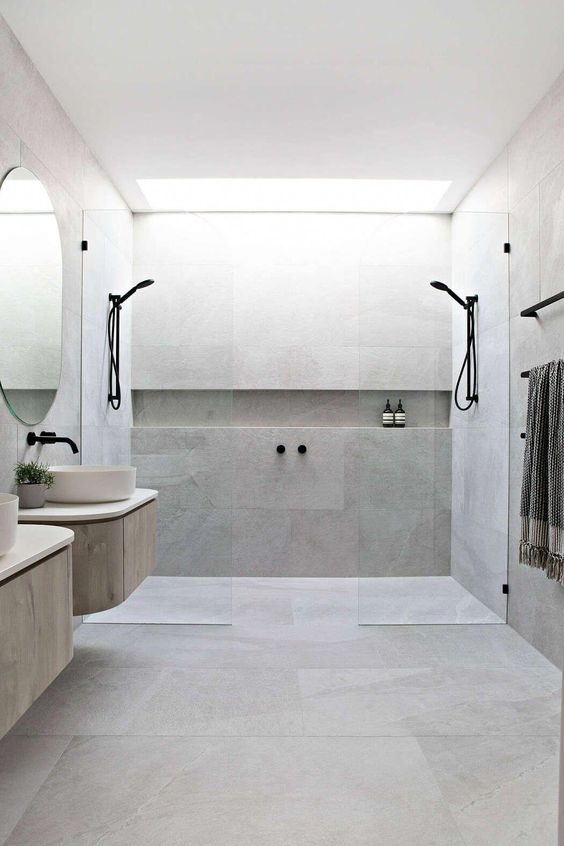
top-left (419, 735), bottom-right (560, 845)
top-left (76, 622), bottom-right (389, 669)
top-left (6, 736), bottom-right (464, 846)
top-left (13, 665), bottom-right (303, 738)
top-left (374, 622), bottom-right (558, 669)
top-left (86, 576), bottom-right (232, 625)
top-left (359, 577), bottom-right (503, 625)
top-left (299, 666), bottom-right (561, 736)
top-left (0, 735), bottom-right (71, 845)
top-left (11, 665), bottom-right (165, 737)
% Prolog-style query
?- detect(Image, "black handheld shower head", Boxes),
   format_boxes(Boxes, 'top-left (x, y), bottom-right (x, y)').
top-left (430, 280), bottom-right (466, 308)
top-left (107, 279), bottom-right (155, 410)
top-left (430, 280), bottom-right (479, 412)
top-left (115, 278), bottom-right (155, 306)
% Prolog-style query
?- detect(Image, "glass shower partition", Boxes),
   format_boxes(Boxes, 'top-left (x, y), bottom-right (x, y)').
top-left (357, 212), bottom-right (509, 625)
top-left (85, 211), bottom-right (234, 625)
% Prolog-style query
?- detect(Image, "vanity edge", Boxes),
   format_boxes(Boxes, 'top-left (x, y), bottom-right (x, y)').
top-left (18, 488), bottom-right (158, 524)
top-left (0, 525), bottom-right (75, 584)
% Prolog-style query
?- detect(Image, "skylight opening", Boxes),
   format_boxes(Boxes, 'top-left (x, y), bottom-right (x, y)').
top-left (136, 178), bottom-right (451, 213)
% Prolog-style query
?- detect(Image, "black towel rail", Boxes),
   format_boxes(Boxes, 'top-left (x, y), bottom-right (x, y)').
top-left (521, 289), bottom-right (564, 317)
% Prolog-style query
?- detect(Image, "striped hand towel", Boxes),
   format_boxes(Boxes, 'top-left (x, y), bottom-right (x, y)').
top-left (520, 359), bottom-right (564, 584)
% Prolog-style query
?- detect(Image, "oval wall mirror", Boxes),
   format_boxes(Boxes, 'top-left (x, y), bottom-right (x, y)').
top-left (0, 166), bottom-right (63, 424)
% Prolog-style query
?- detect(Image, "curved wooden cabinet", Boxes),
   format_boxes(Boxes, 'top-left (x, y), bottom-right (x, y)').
top-left (63, 500), bottom-right (157, 615)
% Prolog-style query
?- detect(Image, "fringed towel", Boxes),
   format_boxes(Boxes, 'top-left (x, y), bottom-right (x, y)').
top-left (520, 359), bottom-right (564, 584)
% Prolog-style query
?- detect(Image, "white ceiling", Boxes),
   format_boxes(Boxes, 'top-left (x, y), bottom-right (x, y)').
top-left (2, 0), bottom-right (564, 211)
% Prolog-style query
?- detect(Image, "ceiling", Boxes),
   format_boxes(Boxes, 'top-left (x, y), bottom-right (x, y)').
top-left (2, 0), bottom-right (564, 211)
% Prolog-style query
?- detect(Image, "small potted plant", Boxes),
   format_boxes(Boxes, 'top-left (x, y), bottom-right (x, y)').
top-left (14, 460), bottom-right (55, 509)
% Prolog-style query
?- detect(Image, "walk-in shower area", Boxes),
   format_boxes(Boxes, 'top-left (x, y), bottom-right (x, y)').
top-left (86, 209), bottom-right (509, 628)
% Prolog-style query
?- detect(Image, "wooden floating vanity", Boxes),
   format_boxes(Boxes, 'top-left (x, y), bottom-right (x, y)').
top-left (0, 525), bottom-right (74, 738)
top-left (19, 489), bottom-right (158, 615)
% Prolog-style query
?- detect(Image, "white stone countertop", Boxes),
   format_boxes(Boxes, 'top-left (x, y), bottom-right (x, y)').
top-left (18, 488), bottom-right (158, 523)
top-left (0, 524), bottom-right (74, 584)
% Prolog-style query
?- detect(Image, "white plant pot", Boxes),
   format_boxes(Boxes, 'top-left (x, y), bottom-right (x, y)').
top-left (0, 494), bottom-right (19, 555)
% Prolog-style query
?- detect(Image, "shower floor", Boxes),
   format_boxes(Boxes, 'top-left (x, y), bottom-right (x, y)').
top-left (4, 580), bottom-right (559, 844)
top-left (84, 575), bottom-right (504, 626)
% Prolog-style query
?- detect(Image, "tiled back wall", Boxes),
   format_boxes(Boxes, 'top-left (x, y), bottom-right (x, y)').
top-left (132, 212), bottom-right (452, 393)
top-left (131, 212), bottom-right (453, 578)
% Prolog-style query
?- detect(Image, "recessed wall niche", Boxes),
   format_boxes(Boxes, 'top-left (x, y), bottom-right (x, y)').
top-left (133, 390), bottom-right (451, 428)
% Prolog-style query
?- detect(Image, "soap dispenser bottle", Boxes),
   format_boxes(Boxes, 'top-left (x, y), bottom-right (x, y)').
top-left (382, 399), bottom-right (394, 428)
top-left (394, 399), bottom-right (406, 428)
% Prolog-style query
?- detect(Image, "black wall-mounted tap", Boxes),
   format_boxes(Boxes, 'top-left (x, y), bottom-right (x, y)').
top-left (26, 431), bottom-right (79, 454)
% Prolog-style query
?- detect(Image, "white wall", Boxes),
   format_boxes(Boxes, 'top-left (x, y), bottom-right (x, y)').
top-left (132, 212), bottom-right (451, 391)
top-left (0, 15), bottom-right (132, 484)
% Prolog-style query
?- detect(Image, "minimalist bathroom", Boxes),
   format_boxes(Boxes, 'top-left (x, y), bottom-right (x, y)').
top-left (0, 4), bottom-right (563, 844)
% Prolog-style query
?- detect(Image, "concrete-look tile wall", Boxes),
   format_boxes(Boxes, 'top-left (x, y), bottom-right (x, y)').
top-left (132, 212), bottom-right (452, 391)
top-left (0, 15), bottom-right (132, 485)
top-left (505, 70), bottom-right (564, 669)
top-left (133, 426), bottom-right (451, 578)
top-left (450, 152), bottom-right (510, 621)
top-left (131, 211), bottom-right (452, 579)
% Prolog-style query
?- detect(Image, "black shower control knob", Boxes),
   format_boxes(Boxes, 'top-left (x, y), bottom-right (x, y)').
top-left (276, 445), bottom-right (286, 454)
top-left (297, 444), bottom-right (307, 454)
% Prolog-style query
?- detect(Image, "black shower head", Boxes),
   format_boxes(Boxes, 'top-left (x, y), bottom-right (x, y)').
top-left (112, 279), bottom-right (155, 306)
top-left (430, 280), bottom-right (466, 308)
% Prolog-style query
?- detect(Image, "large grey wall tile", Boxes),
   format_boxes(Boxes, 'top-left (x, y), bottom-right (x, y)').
top-left (360, 214), bottom-right (451, 266)
top-left (360, 507), bottom-right (450, 578)
top-left (155, 506), bottom-right (232, 577)
top-left (133, 263), bottom-right (233, 350)
top-left (232, 428), bottom-right (344, 510)
top-left (539, 157), bottom-right (564, 299)
top-left (451, 514), bottom-right (508, 618)
top-left (234, 264), bottom-right (358, 349)
top-left (134, 213), bottom-right (231, 266)
top-left (450, 426), bottom-right (508, 534)
top-left (508, 69), bottom-right (564, 209)
top-left (0, 20), bottom-right (86, 207)
top-left (0, 113), bottom-right (20, 174)
top-left (360, 265), bottom-right (451, 348)
top-left (359, 429), bottom-right (451, 511)
top-left (234, 344), bottom-right (359, 390)
top-left (451, 211), bottom-right (509, 332)
top-left (451, 321), bottom-right (509, 429)
top-left (509, 186), bottom-right (540, 317)
top-left (133, 427), bottom-right (233, 509)
top-left (0, 423), bottom-right (17, 491)
top-left (133, 344), bottom-right (233, 390)
top-left (360, 346), bottom-right (451, 391)
top-left (232, 509), bottom-right (291, 574)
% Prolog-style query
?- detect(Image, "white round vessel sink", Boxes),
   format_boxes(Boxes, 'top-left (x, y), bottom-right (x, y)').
top-left (46, 466), bottom-right (136, 503)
